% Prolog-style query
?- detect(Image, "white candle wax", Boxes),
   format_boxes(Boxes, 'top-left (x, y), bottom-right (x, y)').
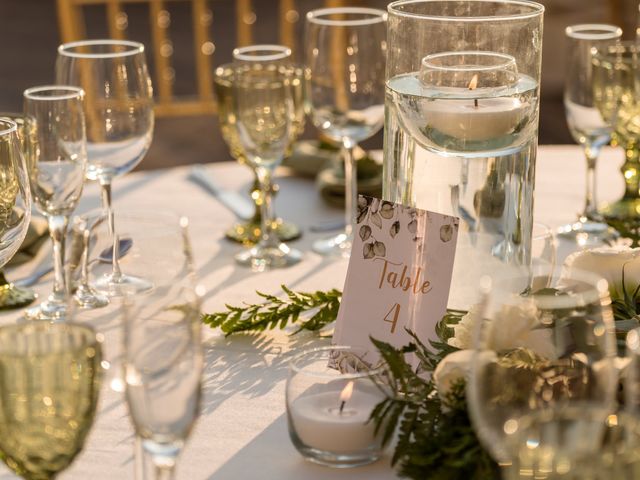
top-left (425, 97), bottom-right (525, 142)
top-left (290, 390), bottom-right (381, 454)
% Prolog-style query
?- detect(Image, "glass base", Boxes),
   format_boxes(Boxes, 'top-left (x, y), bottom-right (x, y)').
top-left (24, 296), bottom-right (68, 321)
top-left (557, 217), bottom-right (617, 245)
top-left (235, 243), bottom-right (302, 271)
top-left (0, 283), bottom-right (36, 310)
top-left (94, 273), bottom-right (153, 297)
top-left (601, 198), bottom-right (640, 221)
top-left (296, 445), bottom-right (381, 468)
top-left (225, 219), bottom-right (302, 245)
top-left (312, 232), bottom-right (352, 258)
top-left (74, 283), bottom-right (109, 309)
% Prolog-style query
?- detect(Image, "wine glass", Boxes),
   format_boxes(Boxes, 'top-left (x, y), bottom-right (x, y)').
top-left (558, 24), bottom-right (622, 244)
top-left (0, 321), bottom-right (103, 479)
top-left (592, 41), bottom-right (640, 225)
top-left (0, 119), bottom-right (31, 270)
top-left (211, 44), bottom-right (305, 246)
top-left (226, 53), bottom-right (302, 270)
top-left (305, 7), bottom-right (387, 257)
top-left (56, 40), bottom-right (154, 296)
top-left (122, 217), bottom-right (203, 479)
top-left (0, 113), bottom-right (36, 309)
top-left (466, 266), bottom-right (617, 478)
top-left (23, 86), bottom-right (86, 321)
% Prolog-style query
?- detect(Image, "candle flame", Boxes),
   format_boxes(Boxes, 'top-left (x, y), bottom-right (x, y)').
top-left (468, 74), bottom-right (478, 91)
top-left (340, 381), bottom-right (354, 403)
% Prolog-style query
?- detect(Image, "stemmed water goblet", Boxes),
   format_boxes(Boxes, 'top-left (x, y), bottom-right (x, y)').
top-left (0, 113), bottom-right (36, 309)
top-left (0, 321), bottom-right (103, 479)
top-left (23, 86), bottom-right (86, 321)
top-left (223, 48), bottom-right (302, 270)
top-left (558, 24), bottom-right (622, 244)
top-left (56, 40), bottom-right (154, 296)
top-left (0, 118), bottom-right (31, 271)
top-left (305, 7), bottom-right (387, 257)
top-left (122, 216), bottom-right (203, 479)
top-left (466, 267), bottom-right (617, 479)
top-left (213, 44), bottom-right (305, 245)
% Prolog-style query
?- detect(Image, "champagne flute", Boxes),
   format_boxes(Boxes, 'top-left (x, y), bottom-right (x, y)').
top-left (122, 218), bottom-right (203, 479)
top-left (0, 321), bottom-right (103, 479)
top-left (0, 113), bottom-right (36, 309)
top-left (558, 24), bottom-right (621, 244)
top-left (305, 7), bottom-right (387, 257)
top-left (227, 55), bottom-right (302, 270)
top-left (23, 86), bottom-right (86, 321)
top-left (211, 44), bottom-right (305, 246)
top-left (466, 267), bottom-right (617, 479)
top-left (56, 40), bottom-right (154, 297)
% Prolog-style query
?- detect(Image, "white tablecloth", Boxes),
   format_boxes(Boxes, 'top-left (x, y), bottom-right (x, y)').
top-left (0, 145), bottom-right (628, 479)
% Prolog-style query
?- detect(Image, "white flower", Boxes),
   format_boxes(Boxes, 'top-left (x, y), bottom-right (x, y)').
top-left (433, 349), bottom-right (497, 400)
top-left (448, 301), bottom-right (554, 358)
top-left (561, 246), bottom-right (640, 300)
top-left (433, 349), bottom-right (473, 399)
top-left (447, 305), bottom-right (482, 350)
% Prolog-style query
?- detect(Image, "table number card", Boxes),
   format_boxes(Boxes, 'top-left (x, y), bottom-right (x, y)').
top-left (333, 196), bottom-right (459, 366)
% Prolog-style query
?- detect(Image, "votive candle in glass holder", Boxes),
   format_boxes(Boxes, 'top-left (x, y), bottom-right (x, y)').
top-left (286, 346), bottom-right (387, 468)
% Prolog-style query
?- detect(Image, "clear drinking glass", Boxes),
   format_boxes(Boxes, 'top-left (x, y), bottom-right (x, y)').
top-left (23, 86), bottom-right (86, 321)
top-left (56, 40), bottom-right (154, 296)
top-left (0, 321), bottom-right (103, 479)
top-left (466, 267), bottom-right (617, 479)
top-left (226, 53), bottom-right (302, 270)
top-left (558, 24), bottom-right (622, 244)
top-left (286, 346), bottom-right (387, 468)
top-left (122, 218), bottom-right (203, 479)
top-left (383, 1), bottom-right (544, 311)
top-left (0, 113), bottom-right (35, 309)
top-left (305, 7), bottom-right (387, 257)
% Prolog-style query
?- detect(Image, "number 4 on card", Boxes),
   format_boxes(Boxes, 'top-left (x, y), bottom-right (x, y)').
top-left (383, 303), bottom-right (400, 334)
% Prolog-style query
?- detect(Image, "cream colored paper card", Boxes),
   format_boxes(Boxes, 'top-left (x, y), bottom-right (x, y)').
top-left (333, 196), bottom-right (459, 366)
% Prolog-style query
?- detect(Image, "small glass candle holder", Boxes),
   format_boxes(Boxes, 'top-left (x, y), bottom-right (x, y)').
top-left (286, 346), bottom-right (387, 468)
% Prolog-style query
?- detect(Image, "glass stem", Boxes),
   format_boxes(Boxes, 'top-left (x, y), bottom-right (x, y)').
top-left (154, 465), bottom-right (175, 480)
top-left (48, 214), bottom-right (69, 303)
top-left (256, 166), bottom-right (277, 248)
top-left (342, 139), bottom-right (357, 238)
top-left (80, 228), bottom-right (91, 287)
top-left (100, 181), bottom-right (122, 281)
top-left (0, 271), bottom-right (8, 287)
top-left (582, 145), bottom-right (600, 221)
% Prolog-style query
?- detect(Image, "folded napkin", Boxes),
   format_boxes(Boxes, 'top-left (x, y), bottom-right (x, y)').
top-left (6, 217), bottom-right (49, 268)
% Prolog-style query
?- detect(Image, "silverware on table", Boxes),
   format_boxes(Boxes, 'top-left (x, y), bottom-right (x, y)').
top-left (188, 165), bottom-right (254, 221)
top-left (309, 220), bottom-right (346, 233)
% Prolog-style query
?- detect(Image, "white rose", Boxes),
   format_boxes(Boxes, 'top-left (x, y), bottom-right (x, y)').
top-left (561, 246), bottom-right (640, 300)
top-left (448, 300), bottom-right (554, 358)
top-left (434, 349), bottom-right (497, 401)
top-left (433, 349), bottom-right (474, 399)
top-left (447, 304), bottom-right (482, 350)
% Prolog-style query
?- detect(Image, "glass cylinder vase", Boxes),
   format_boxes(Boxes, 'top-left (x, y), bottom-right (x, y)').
top-left (383, 0), bottom-right (544, 309)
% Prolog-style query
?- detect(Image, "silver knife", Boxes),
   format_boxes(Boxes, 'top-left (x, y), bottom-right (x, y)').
top-left (188, 165), bottom-right (254, 221)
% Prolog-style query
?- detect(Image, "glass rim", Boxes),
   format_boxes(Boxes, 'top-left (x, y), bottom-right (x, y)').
top-left (0, 321), bottom-right (103, 357)
top-left (58, 39), bottom-right (145, 58)
top-left (421, 51), bottom-right (517, 72)
top-left (289, 345), bottom-right (387, 379)
top-left (0, 118), bottom-right (17, 137)
top-left (388, 0), bottom-right (544, 22)
top-left (566, 23), bottom-right (623, 40)
top-left (233, 44), bottom-right (291, 62)
top-left (306, 7), bottom-right (387, 26)
top-left (23, 85), bottom-right (85, 101)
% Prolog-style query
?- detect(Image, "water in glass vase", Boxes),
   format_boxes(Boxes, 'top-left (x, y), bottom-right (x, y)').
top-left (383, 72), bottom-right (540, 309)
